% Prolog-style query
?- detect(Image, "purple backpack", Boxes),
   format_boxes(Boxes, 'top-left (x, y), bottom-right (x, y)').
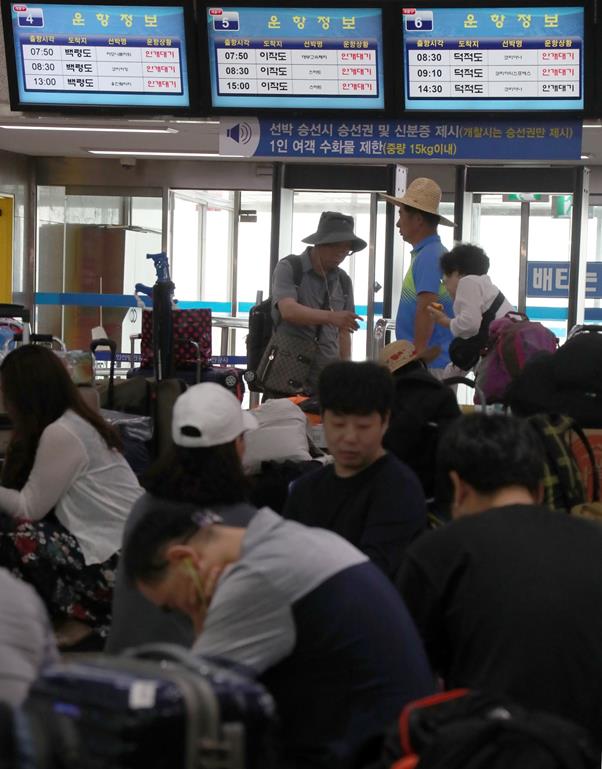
top-left (475, 312), bottom-right (558, 404)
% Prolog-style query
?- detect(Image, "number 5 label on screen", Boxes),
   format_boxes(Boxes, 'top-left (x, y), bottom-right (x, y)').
top-left (214, 11), bottom-right (239, 31)
top-left (405, 10), bottom-right (433, 32)
top-left (16, 6), bottom-right (44, 27)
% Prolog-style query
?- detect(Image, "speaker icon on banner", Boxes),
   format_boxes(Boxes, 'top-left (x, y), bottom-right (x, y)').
top-left (219, 118), bottom-right (260, 157)
top-left (226, 122), bottom-right (253, 144)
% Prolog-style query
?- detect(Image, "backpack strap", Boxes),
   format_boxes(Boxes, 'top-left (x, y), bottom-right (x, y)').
top-left (282, 253), bottom-right (304, 288)
top-left (272, 254), bottom-right (305, 333)
top-left (528, 414), bottom-right (587, 511)
top-left (482, 291), bottom-right (505, 326)
top-left (569, 420), bottom-right (601, 502)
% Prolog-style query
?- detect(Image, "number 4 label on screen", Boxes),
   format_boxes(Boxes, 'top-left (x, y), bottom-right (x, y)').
top-left (16, 6), bottom-right (44, 27)
top-left (404, 10), bottom-right (433, 32)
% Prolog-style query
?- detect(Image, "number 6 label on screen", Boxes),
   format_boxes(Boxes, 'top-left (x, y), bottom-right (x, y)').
top-left (405, 10), bottom-right (433, 32)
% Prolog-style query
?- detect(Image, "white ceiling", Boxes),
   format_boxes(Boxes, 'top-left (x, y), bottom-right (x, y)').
top-left (0, 110), bottom-right (223, 158)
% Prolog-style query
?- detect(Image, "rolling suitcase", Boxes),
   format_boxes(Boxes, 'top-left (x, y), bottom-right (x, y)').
top-left (27, 644), bottom-right (278, 769)
top-left (200, 365), bottom-right (245, 402)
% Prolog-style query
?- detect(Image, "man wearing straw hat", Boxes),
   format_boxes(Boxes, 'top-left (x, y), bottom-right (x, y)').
top-left (382, 178), bottom-right (455, 379)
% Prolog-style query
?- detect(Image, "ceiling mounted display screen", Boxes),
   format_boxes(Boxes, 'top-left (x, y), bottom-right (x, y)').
top-left (3, 2), bottom-right (193, 111)
top-left (401, 5), bottom-right (585, 111)
top-left (205, 5), bottom-right (386, 111)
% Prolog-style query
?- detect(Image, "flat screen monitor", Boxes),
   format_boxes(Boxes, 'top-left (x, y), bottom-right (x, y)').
top-left (2, 1), bottom-right (196, 112)
top-left (401, 5), bottom-right (585, 112)
top-left (203, 5), bottom-right (386, 112)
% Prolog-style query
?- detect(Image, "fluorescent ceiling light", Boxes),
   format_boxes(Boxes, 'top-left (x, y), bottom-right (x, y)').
top-left (581, 154), bottom-right (593, 159)
top-left (88, 149), bottom-right (224, 157)
top-left (171, 119), bottom-right (220, 125)
top-left (0, 125), bottom-right (177, 134)
top-left (583, 122), bottom-right (602, 128)
top-left (125, 117), bottom-right (220, 125)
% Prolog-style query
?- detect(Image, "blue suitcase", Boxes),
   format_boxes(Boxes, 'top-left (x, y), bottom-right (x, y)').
top-left (27, 645), bottom-right (277, 769)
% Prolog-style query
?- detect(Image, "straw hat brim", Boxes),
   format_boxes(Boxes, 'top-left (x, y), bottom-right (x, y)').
top-left (381, 193), bottom-right (454, 227)
top-left (381, 342), bottom-right (442, 373)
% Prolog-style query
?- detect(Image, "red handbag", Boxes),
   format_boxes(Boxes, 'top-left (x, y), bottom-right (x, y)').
top-left (140, 308), bottom-right (212, 370)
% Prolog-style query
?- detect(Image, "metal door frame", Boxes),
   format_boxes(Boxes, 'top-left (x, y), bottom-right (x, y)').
top-left (270, 163), bottom-right (394, 357)
top-left (454, 165), bottom-right (589, 329)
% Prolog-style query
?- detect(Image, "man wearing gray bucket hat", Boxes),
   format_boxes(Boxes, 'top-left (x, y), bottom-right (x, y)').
top-left (382, 178), bottom-right (455, 378)
top-left (270, 211), bottom-right (365, 392)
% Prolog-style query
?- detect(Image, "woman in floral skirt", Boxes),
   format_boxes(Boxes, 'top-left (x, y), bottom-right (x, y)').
top-left (0, 344), bottom-right (143, 647)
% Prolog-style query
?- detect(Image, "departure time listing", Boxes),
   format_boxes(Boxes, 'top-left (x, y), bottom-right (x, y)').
top-left (214, 42), bottom-right (378, 97)
top-left (20, 34), bottom-right (184, 95)
top-left (406, 39), bottom-right (580, 100)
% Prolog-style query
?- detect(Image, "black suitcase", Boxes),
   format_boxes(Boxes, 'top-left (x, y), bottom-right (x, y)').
top-left (200, 365), bottom-right (245, 402)
top-left (27, 645), bottom-right (277, 769)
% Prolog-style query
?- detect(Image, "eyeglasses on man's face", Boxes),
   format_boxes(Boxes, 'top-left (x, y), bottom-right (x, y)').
top-left (324, 241), bottom-right (354, 256)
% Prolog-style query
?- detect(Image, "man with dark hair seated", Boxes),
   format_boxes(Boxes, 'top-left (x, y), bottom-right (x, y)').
top-left (397, 413), bottom-right (602, 749)
top-left (283, 361), bottom-right (427, 580)
top-left (123, 502), bottom-right (435, 769)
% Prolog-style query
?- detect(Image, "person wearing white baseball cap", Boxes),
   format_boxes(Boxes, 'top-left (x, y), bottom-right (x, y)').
top-left (171, 381), bottom-right (258, 449)
top-left (107, 382), bottom-right (259, 653)
top-left (382, 178), bottom-right (455, 379)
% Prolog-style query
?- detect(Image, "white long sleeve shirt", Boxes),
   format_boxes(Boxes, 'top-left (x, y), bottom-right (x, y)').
top-left (0, 410), bottom-right (143, 564)
top-left (0, 567), bottom-right (58, 705)
top-left (450, 274), bottom-right (514, 339)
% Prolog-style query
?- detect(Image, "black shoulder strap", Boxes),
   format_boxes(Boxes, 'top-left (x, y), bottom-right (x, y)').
top-left (283, 254), bottom-right (304, 287)
top-left (475, 291), bottom-right (506, 345)
top-left (482, 291), bottom-right (506, 325)
top-left (273, 254), bottom-right (312, 335)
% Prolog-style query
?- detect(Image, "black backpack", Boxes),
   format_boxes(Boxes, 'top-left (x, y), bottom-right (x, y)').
top-left (506, 327), bottom-right (602, 428)
top-left (379, 689), bottom-right (598, 769)
top-left (526, 413), bottom-right (599, 512)
top-left (448, 291), bottom-right (505, 370)
top-left (245, 255), bottom-right (304, 392)
top-left (383, 365), bottom-right (461, 506)
top-left (245, 255), bottom-right (352, 392)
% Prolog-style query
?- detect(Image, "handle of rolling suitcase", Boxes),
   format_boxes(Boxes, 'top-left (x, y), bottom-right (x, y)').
top-left (11, 332), bottom-right (65, 351)
top-left (124, 642), bottom-right (278, 769)
top-left (12, 333), bottom-right (66, 349)
top-left (0, 304), bottom-right (30, 322)
top-left (121, 645), bottom-right (232, 766)
top-left (91, 338), bottom-right (117, 410)
top-left (123, 642), bottom-right (202, 666)
top-left (567, 324), bottom-right (602, 340)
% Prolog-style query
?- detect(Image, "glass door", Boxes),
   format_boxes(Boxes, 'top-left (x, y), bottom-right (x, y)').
top-left (585, 204), bottom-right (602, 327)
top-left (469, 193), bottom-right (574, 342)
top-left (289, 191), bottom-right (384, 360)
top-left (169, 189), bottom-right (274, 361)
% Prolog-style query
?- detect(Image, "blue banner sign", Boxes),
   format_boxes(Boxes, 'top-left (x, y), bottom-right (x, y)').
top-left (219, 117), bottom-right (582, 160)
top-left (527, 261), bottom-right (602, 298)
